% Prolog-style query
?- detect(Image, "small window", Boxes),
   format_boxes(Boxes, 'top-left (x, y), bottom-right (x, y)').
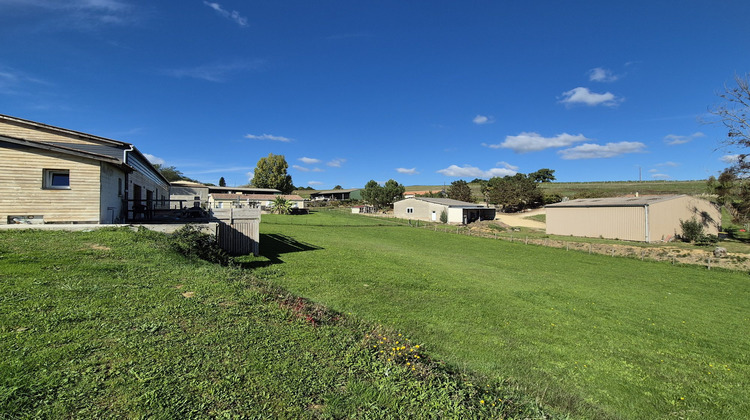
top-left (406, 207), bottom-right (414, 214)
top-left (43, 169), bottom-right (70, 189)
top-left (118, 178), bottom-right (123, 197)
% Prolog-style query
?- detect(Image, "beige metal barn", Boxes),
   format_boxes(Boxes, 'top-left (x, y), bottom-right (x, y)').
top-left (545, 195), bottom-right (721, 243)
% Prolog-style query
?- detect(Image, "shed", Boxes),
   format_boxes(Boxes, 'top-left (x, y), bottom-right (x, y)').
top-left (393, 197), bottom-right (496, 224)
top-left (545, 195), bottom-right (720, 242)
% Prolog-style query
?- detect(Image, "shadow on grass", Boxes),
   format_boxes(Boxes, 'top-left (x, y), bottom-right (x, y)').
top-left (237, 233), bottom-right (322, 269)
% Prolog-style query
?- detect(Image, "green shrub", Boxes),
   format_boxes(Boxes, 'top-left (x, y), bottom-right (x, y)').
top-left (440, 209), bottom-right (448, 223)
top-left (170, 224), bottom-right (231, 265)
top-left (679, 217), bottom-right (704, 242)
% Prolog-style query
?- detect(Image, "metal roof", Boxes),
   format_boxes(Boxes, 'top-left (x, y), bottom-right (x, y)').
top-left (545, 195), bottom-right (686, 208)
top-left (403, 197), bottom-right (489, 208)
top-left (312, 188), bottom-right (359, 195)
top-left (212, 193), bottom-right (304, 201)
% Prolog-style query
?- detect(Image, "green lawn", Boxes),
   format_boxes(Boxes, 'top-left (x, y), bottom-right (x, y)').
top-left (247, 209), bottom-right (750, 419)
top-left (0, 227), bottom-right (547, 418)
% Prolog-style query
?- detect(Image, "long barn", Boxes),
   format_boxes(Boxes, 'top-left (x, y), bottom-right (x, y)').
top-left (545, 195), bottom-right (721, 243)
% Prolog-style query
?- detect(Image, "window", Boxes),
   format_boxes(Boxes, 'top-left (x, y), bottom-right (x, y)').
top-left (406, 207), bottom-right (414, 214)
top-left (43, 169), bottom-right (70, 189)
top-left (118, 178), bottom-right (123, 197)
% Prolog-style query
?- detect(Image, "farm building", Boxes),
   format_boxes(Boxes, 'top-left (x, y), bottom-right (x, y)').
top-left (545, 195), bottom-right (720, 243)
top-left (169, 182), bottom-right (281, 209)
top-left (393, 197), bottom-right (496, 224)
top-left (0, 114), bottom-right (169, 224)
top-left (310, 188), bottom-right (361, 201)
top-left (210, 193), bottom-right (305, 212)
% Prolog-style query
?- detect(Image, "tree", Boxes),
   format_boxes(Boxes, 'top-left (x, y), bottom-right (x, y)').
top-left (152, 164), bottom-right (201, 183)
top-left (707, 168), bottom-right (750, 222)
top-left (361, 179), bottom-right (405, 210)
top-left (270, 196), bottom-right (292, 214)
top-left (484, 173), bottom-right (543, 212)
top-left (333, 185), bottom-right (343, 190)
top-left (447, 179), bottom-right (473, 202)
top-left (219, 177), bottom-right (226, 187)
top-left (250, 153), bottom-right (294, 194)
top-left (711, 73), bottom-right (750, 174)
top-left (529, 168), bottom-right (556, 183)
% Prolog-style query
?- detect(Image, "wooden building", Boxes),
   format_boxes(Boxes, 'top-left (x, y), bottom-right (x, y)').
top-left (545, 195), bottom-right (721, 242)
top-left (0, 114), bottom-right (169, 224)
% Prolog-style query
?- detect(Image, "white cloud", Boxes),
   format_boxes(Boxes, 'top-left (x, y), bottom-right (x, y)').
top-left (651, 173), bottom-right (671, 180)
top-left (244, 133), bottom-right (293, 142)
top-left (472, 114), bottom-right (495, 125)
top-left (664, 132), bottom-right (705, 145)
top-left (327, 158), bottom-right (346, 167)
top-left (292, 165), bottom-right (309, 172)
top-left (588, 67), bottom-right (618, 82)
top-left (203, 1), bottom-right (248, 27)
top-left (485, 132), bottom-right (589, 153)
top-left (4, 0), bottom-right (137, 27)
top-left (720, 154), bottom-right (740, 164)
top-left (166, 60), bottom-right (264, 82)
top-left (308, 181), bottom-right (323, 186)
top-left (299, 157), bottom-right (320, 164)
top-left (656, 161), bottom-right (679, 167)
top-left (558, 142), bottom-right (646, 160)
top-left (497, 161), bottom-right (519, 171)
top-left (396, 167), bottom-right (419, 175)
top-left (560, 87), bottom-right (621, 107)
top-left (437, 164), bottom-right (517, 178)
top-left (143, 153), bottom-right (165, 165)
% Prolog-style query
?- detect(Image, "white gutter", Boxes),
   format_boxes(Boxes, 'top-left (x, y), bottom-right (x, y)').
top-left (644, 204), bottom-right (650, 243)
top-left (122, 144), bottom-right (134, 163)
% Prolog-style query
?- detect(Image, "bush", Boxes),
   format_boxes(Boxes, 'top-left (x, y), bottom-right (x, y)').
top-left (170, 224), bottom-right (231, 265)
top-left (679, 217), bottom-right (704, 243)
top-left (440, 209), bottom-right (448, 223)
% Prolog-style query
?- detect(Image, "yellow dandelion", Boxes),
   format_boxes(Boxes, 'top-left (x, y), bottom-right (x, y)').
top-left (480, 400), bottom-right (485, 404)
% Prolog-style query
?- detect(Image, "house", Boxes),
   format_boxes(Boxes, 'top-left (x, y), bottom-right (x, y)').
top-left (393, 197), bottom-right (496, 224)
top-left (545, 195), bottom-right (721, 243)
top-left (0, 114), bottom-right (169, 224)
top-left (207, 186), bottom-right (281, 195)
top-left (210, 193), bottom-right (305, 212)
top-left (310, 188), bottom-right (361, 201)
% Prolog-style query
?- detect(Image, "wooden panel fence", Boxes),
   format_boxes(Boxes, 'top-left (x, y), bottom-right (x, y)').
top-left (213, 207), bottom-right (260, 256)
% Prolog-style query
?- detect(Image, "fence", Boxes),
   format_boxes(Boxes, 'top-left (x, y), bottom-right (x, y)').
top-left (212, 207), bottom-right (260, 256)
top-left (406, 223), bottom-right (749, 271)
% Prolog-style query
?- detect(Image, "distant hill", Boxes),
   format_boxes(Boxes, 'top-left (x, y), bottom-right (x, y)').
top-left (296, 180), bottom-right (710, 201)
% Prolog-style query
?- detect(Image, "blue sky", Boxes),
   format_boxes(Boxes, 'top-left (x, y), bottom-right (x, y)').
top-left (2, 1), bottom-right (749, 189)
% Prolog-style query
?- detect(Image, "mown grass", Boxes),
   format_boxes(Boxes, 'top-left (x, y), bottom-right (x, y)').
top-left (0, 227), bottom-right (551, 418)
top-left (247, 209), bottom-right (750, 419)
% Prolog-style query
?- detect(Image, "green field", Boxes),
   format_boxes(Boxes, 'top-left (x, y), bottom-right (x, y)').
top-left (0, 227), bottom-right (547, 418)
top-left (298, 180), bottom-right (710, 202)
top-left (248, 210), bottom-right (750, 419)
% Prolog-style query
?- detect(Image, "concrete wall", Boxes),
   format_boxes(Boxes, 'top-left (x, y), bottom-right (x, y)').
top-left (99, 162), bottom-right (127, 223)
top-left (394, 198), bottom-right (449, 223)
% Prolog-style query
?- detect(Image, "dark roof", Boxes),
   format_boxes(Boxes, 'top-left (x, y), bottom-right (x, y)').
top-left (546, 195), bottom-right (685, 208)
top-left (208, 186), bottom-right (281, 194)
top-left (0, 114), bottom-right (170, 185)
top-left (0, 113), bottom-right (129, 147)
top-left (312, 188), bottom-right (359, 195)
top-left (0, 134), bottom-right (131, 170)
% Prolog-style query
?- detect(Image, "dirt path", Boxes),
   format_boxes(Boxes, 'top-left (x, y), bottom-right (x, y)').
top-left (494, 208), bottom-right (545, 229)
